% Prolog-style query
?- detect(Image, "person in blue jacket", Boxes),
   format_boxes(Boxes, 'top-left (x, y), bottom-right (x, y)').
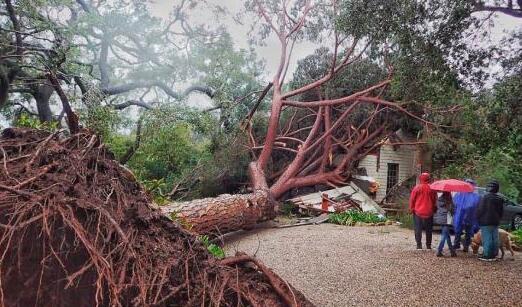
top-left (452, 179), bottom-right (481, 252)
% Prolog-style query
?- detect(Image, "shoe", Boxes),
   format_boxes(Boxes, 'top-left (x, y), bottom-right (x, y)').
top-left (478, 257), bottom-right (496, 262)
top-left (426, 245), bottom-right (432, 250)
top-left (463, 247), bottom-right (469, 253)
top-left (450, 251), bottom-right (457, 257)
top-left (436, 252), bottom-right (443, 257)
top-left (416, 245), bottom-right (422, 250)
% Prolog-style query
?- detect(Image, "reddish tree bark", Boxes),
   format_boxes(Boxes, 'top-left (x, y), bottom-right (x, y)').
top-left (162, 0), bottom-right (448, 234)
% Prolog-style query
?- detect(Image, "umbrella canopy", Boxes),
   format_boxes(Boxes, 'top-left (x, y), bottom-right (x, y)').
top-left (430, 179), bottom-right (474, 192)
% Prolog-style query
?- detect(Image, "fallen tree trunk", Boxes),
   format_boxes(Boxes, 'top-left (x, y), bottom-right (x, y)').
top-left (161, 190), bottom-right (275, 236)
top-left (0, 128), bottom-right (312, 307)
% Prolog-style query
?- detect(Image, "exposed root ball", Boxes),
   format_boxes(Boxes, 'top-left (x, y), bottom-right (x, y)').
top-left (0, 128), bottom-right (312, 307)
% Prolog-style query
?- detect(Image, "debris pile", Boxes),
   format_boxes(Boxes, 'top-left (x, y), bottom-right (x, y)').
top-left (0, 128), bottom-right (312, 307)
top-left (287, 183), bottom-right (385, 215)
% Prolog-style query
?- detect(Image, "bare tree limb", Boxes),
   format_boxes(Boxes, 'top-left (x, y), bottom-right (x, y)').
top-left (5, 0), bottom-right (23, 56)
top-left (473, 2), bottom-right (522, 18)
top-left (47, 72), bottom-right (79, 134)
top-left (244, 82), bottom-right (273, 123)
top-left (111, 100), bottom-right (153, 110)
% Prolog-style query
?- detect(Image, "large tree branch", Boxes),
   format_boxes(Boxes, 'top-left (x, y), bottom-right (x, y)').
top-left (101, 81), bottom-right (213, 101)
top-left (99, 34), bottom-right (110, 89)
top-left (271, 107), bottom-right (324, 191)
top-left (183, 85), bottom-right (215, 98)
top-left (5, 0), bottom-right (23, 56)
top-left (473, 3), bottom-right (522, 18)
top-left (283, 79), bottom-right (391, 107)
top-left (282, 38), bottom-right (361, 99)
top-left (111, 100), bottom-right (153, 110)
top-left (254, 0), bottom-right (282, 37)
top-left (76, 0), bottom-right (92, 13)
top-left (244, 82), bottom-right (273, 123)
top-left (47, 73), bottom-right (79, 133)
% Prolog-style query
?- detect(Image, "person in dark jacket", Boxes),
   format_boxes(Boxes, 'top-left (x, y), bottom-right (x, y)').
top-left (476, 180), bottom-right (504, 261)
top-left (409, 173), bottom-right (437, 249)
top-left (434, 192), bottom-right (457, 257)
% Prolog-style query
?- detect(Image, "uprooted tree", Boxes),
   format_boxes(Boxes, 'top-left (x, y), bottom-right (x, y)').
top-left (164, 0), bottom-right (469, 234)
top-left (0, 127), bottom-right (313, 306)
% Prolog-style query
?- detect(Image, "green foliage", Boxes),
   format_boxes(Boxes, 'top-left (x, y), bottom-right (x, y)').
top-left (80, 106), bottom-right (122, 140)
top-left (190, 32), bottom-right (267, 129)
top-left (198, 235), bottom-right (225, 259)
top-left (439, 74), bottom-right (522, 202)
top-left (192, 131), bottom-right (251, 197)
top-left (106, 134), bottom-right (134, 160)
top-left (128, 120), bottom-right (209, 193)
top-left (290, 49), bottom-right (386, 101)
top-left (328, 210), bottom-right (386, 226)
top-left (442, 147), bottom-right (521, 202)
top-left (13, 113), bottom-right (58, 131)
top-left (280, 202), bottom-right (295, 216)
top-left (512, 229), bottom-right (522, 246)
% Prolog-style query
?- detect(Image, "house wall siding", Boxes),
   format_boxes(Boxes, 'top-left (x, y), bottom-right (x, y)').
top-left (358, 144), bottom-right (416, 202)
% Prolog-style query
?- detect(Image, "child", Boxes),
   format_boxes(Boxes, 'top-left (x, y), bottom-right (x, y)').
top-left (433, 192), bottom-right (456, 257)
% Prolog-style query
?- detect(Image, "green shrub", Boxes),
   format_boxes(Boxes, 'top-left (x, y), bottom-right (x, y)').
top-left (280, 202), bottom-right (295, 216)
top-left (198, 235), bottom-right (225, 259)
top-left (512, 229), bottom-right (522, 246)
top-left (14, 113), bottom-right (59, 131)
top-left (328, 210), bottom-right (386, 226)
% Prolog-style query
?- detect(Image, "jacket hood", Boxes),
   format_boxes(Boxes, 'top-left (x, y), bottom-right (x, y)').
top-left (419, 173), bottom-right (430, 184)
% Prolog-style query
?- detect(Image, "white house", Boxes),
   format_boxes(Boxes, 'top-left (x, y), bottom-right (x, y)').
top-left (356, 130), bottom-right (426, 203)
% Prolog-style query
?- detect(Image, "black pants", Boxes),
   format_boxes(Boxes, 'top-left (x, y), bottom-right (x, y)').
top-left (414, 214), bottom-right (433, 248)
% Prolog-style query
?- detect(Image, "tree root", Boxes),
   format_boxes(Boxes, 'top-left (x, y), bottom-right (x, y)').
top-left (0, 127), bottom-right (313, 307)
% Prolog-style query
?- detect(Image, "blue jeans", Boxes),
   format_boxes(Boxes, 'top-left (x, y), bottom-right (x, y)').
top-left (480, 226), bottom-right (499, 259)
top-left (454, 223), bottom-right (473, 250)
top-left (438, 225), bottom-right (455, 253)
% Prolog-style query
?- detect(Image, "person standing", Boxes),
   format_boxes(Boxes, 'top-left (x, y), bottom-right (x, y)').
top-left (434, 192), bottom-right (457, 257)
top-left (452, 179), bottom-right (481, 252)
top-left (409, 173), bottom-right (437, 249)
top-left (476, 180), bottom-right (504, 261)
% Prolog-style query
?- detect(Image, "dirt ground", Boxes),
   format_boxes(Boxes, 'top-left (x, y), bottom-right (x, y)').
top-left (224, 224), bottom-right (522, 307)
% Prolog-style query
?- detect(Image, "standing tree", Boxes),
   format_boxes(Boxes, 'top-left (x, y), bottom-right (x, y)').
top-left (1, 0), bottom-right (217, 123)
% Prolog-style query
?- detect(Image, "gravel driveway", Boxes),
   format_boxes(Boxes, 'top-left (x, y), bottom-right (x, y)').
top-left (224, 224), bottom-right (522, 307)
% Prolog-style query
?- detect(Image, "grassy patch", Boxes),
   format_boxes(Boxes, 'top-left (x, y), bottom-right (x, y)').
top-left (328, 210), bottom-right (386, 226)
top-left (394, 213), bottom-right (415, 229)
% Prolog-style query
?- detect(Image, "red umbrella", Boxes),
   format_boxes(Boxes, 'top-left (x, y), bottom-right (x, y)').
top-left (430, 179), bottom-right (474, 192)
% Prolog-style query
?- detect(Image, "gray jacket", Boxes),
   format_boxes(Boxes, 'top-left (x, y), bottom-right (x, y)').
top-left (433, 196), bottom-right (453, 225)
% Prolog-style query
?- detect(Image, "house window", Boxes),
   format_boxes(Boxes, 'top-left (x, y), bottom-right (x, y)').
top-left (386, 163), bottom-right (399, 193)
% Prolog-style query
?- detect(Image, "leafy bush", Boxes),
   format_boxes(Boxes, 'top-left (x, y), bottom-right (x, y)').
top-left (512, 229), bottom-right (522, 246)
top-left (279, 202), bottom-right (295, 216)
top-left (328, 210), bottom-right (386, 226)
top-left (198, 235), bottom-right (225, 259)
top-left (80, 105), bottom-right (123, 140)
top-left (14, 113), bottom-right (58, 131)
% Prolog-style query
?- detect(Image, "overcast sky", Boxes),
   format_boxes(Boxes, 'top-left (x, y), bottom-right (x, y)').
top-left (148, 0), bottom-right (522, 81)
